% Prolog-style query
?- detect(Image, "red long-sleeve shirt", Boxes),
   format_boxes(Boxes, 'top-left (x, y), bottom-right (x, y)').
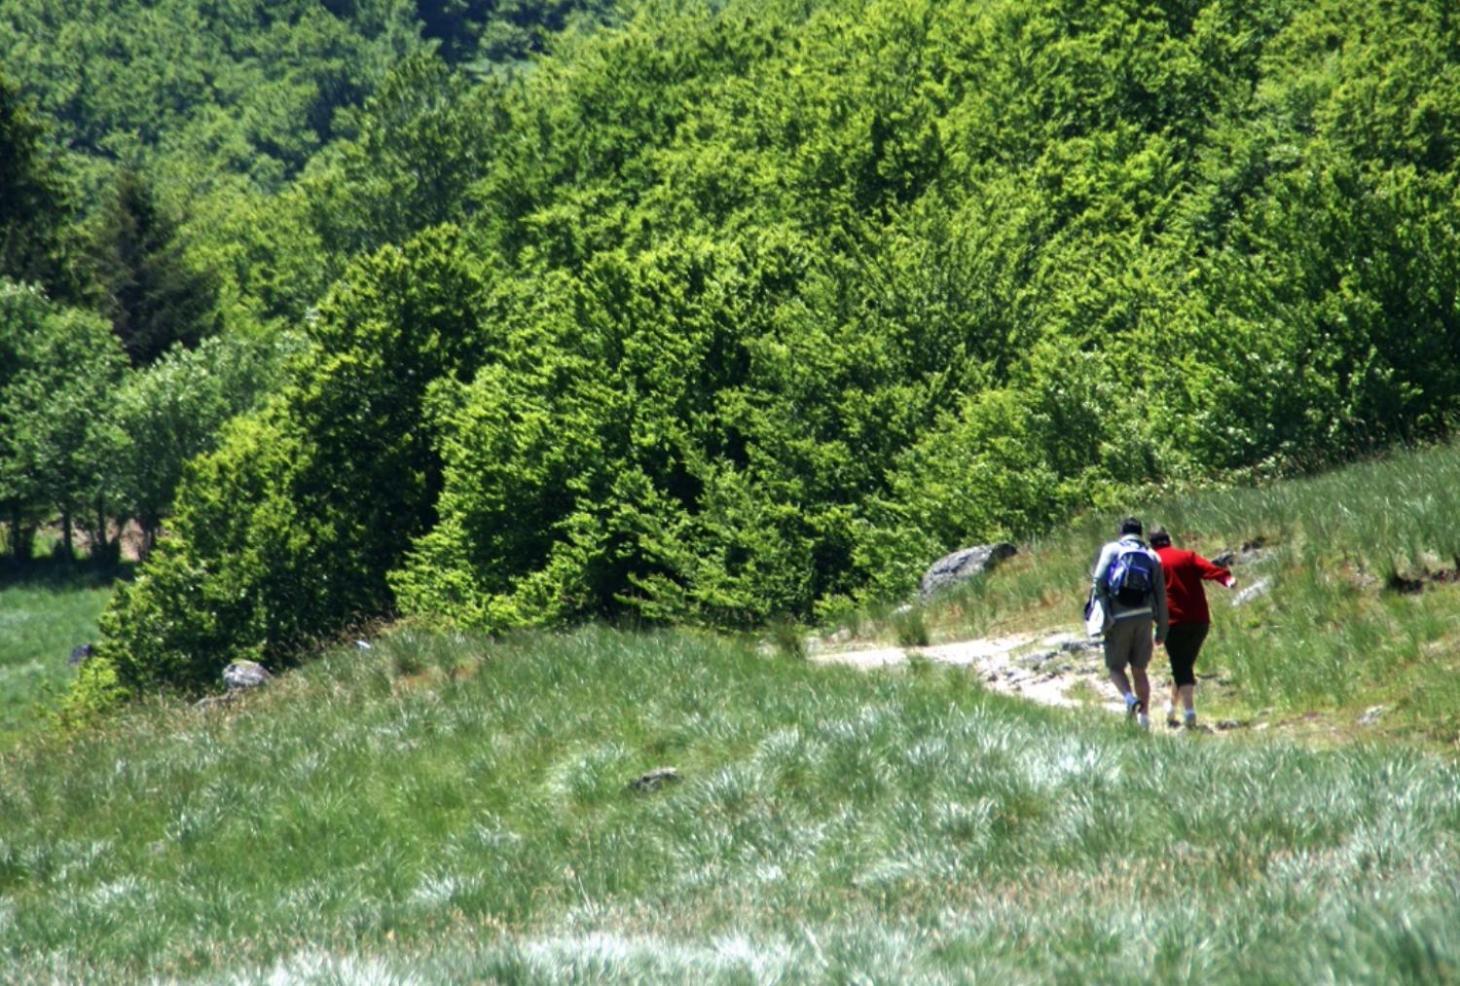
top-left (1154, 547), bottom-right (1234, 627)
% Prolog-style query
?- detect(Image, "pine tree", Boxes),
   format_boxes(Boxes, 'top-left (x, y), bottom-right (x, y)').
top-left (86, 169), bottom-right (220, 366)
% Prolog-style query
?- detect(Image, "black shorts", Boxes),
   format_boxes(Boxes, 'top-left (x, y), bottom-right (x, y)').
top-left (1164, 623), bottom-right (1209, 687)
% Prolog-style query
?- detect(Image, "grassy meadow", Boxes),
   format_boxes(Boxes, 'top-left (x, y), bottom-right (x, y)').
top-left (0, 560), bottom-right (118, 747)
top-left (2, 626), bottom-right (1459, 984)
top-left (4, 445), bottom-right (1460, 981)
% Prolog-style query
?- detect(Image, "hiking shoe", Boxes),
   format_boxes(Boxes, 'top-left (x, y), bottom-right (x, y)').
top-left (1166, 715), bottom-right (1181, 729)
top-left (1124, 694), bottom-right (1140, 720)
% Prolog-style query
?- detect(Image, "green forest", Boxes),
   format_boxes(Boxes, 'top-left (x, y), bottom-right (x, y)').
top-left (2, 0), bottom-right (1458, 707)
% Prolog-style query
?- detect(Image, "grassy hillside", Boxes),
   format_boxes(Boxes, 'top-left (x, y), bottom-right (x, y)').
top-left (7, 444), bottom-right (1460, 982)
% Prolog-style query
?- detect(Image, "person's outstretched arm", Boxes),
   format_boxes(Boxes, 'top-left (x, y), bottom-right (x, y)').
top-left (1195, 553), bottom-right (1236, 588)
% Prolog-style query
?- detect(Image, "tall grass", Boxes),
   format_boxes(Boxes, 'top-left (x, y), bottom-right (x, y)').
top-left (3, 626), bottom-right (1459, 983)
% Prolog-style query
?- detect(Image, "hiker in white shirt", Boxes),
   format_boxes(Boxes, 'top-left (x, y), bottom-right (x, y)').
top-left (1091, 517), bottom-right (1169, 729)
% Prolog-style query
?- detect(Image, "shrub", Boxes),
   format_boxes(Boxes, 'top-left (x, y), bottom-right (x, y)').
top-left (89, 227), bottom-right (490, 696)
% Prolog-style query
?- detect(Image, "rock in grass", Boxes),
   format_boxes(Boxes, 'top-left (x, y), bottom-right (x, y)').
top-left (628, 767), bottom-right (681, 793)
top-left (919, 543), bottom-right (1017, 600)
top-left (68, 643), bottom-right (93, 666)
top-left (222, 660), bottom-right (272, 691)
top-left (1358, 705), bottom-right (1386, 726)
top-left (1212, 538), bottom-right (1270, 569)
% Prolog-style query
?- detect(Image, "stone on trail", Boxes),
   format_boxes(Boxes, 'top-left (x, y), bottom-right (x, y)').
top-left (919, 543), bottom-right (1017, 600)
top-left (1358, 705), bottom-right (1386, 726)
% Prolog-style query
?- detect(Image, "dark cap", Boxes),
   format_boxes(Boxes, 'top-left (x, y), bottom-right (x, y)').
top-left (1149, 527), bottom-right (1171, 548)
top-left (1119, 516), bottom-right (1143, 536)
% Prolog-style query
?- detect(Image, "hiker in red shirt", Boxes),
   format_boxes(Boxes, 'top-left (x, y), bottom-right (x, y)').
top-left (1149, 527), bottom-right (1236, 729)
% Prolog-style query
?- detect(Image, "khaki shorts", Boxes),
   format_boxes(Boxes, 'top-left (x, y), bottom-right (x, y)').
top-left (1103, 616), bottom-right (1154, 672)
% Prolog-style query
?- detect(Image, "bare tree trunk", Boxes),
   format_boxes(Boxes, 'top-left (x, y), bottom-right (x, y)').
top-left (7, 505), bottom-right (34, 561)
top-left (61, 509), bottom-right (74, 559)
top-left (86, 495), bottom-right (121, 564)
top-left (140, 517), bottom-right (160, 562)
top-left (94, 495), bottom-right (110, 555)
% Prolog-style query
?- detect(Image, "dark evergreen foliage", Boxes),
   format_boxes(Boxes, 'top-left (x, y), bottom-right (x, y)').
top-left (84, 170), bottom-right (221, 366)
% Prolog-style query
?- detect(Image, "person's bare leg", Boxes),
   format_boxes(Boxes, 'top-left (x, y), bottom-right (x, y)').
top-left (1131, 665), bottom-right (1151, 715)
top-left (1109, 668), bottom-right (1132, 703)
top-left (1178, 683), bottom-right (1198, 727)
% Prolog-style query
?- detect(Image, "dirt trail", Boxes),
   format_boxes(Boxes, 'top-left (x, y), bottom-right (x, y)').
top-left (808, 628), bottom-right (1157, 719)
top-left (808, 620), bottom-right (1411, 744)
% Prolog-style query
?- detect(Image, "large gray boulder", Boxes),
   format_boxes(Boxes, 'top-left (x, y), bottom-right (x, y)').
top-left (919, 543), bottom-right (1017, 600)
top-left (222, 660), bottom-right (272, 691)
